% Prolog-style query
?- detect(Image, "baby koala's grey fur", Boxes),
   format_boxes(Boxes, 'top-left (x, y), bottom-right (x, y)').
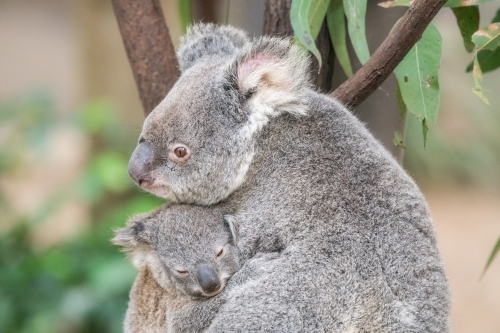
top-left (128, 23), bottom-right (451, 332)
top-left (113, 204), bottom-right (241, 333)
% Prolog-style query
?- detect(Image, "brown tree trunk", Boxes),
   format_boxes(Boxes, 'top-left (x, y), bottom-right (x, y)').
top-left (111, 0), bottom-right (179, 116)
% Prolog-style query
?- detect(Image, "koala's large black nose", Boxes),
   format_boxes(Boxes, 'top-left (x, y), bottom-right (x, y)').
top-left (128, 142), bottom-right (154, 186)
top-left (196, 264), bottom-right (221, 295)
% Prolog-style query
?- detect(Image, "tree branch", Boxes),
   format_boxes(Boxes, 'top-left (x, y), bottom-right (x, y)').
top-left (331, 0), bottom-right (447, 108)
top-left (111, 0), bottom-right (180, 116)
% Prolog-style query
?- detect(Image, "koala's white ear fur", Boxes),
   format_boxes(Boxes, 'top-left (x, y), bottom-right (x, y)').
top-left (236, 37), bottom-right (311, 118)
top-left (113, 214), bottom-right (153, 268)
top-left (223, 214), bottom-right (239, 246)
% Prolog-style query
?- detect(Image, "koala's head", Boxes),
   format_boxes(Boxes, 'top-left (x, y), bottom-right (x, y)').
top-left (113, 204), bottom-right (240, 298)
top-left (128, 23), bottom-right (311, 204)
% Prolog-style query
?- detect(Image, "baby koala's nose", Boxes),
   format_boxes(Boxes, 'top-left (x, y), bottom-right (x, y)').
top-left (196, 264), bottom-right (221, 295)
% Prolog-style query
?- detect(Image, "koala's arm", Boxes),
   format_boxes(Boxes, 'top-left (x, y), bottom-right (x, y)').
top-left (124, 266), bottom-right (169, 333)
top-left (206, 239), bottom-right (445, 333)
top-left (167, 252), bottom-right (281, 332)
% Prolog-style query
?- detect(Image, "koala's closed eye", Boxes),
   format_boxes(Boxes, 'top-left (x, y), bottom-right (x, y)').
top-left (173, 267), bottom-right (189, 276)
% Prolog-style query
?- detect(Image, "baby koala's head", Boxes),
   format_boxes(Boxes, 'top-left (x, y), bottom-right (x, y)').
top-left (113, 204), bottom-right (241, 298)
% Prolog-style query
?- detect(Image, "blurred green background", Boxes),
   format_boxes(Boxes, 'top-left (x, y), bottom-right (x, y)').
top-left (0, 1), bottom-right (499, 332)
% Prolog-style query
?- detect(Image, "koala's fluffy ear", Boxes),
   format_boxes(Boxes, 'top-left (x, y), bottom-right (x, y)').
top-left (177, 23), bottom-right (249, 72)
top-left (234, 37), bottom-right (311, 118)
top-left (223, 214), bottom-right (239, 246)
top-left (111, 214), bottom-right (151, 252)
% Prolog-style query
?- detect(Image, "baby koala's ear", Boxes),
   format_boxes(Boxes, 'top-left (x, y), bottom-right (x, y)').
top-left (223, 214), bottom-right (239, 246)
top-left (111, 214), bottom-right (152, 252)
top-left (235, 37), bottom-right (311, 118)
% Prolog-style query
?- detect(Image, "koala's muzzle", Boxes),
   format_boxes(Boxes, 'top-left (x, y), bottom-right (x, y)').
top-left (196, 264), bottom-right (221, 295)
top-left (128, 142), bottom-right (154, 186)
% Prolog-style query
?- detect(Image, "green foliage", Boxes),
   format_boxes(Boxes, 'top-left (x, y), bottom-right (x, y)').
top-left (394, 23), bottom-right (442, 146)
top-left (290, 0), bottom-right (370, 68)
top-left (0, 94), bottom-right (163, 333)
top-left (178, 0), bottom-right (193, 34)
top-left (451, 6), bottom-right (480, 53)
top-left (481, 237), bottom-right (500, 278)
top-left (326, 0), bottom-right (353, 77)
top-left (343, 0), bottom-right (370, 64)
top-left (471, 22), bottom-right (500, 104)
top-left (284, 0), bottom-right (500, 147)
top-left (378, 0), bottom-right (496, 8)
top-left (290, 0), bottom-right (331, 68)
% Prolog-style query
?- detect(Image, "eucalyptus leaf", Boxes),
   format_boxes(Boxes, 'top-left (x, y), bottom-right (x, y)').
top-left (451, 6), bottom-right (479, 53)
top-left (480, 237), bottom-right (500, 279)
top-left (396, 82), bottom-right (407, 121)
top-left (472, 22), bottom-right (500, 52)
top-left (492, 7), bottom-right (500, 23)
top-left (291, 0), bottom-right (332, 68)
top-left (472, 57), bottom-right (490, 104)
top-left (309, 0), bottom-right (332, 38)
top-left (422, 118), bottom-right (429, 148)
top-left (178, 0), bottom-right (193, 34)
top-left (393, 131), bottom-right (406, 148)
top-left (327, 0), bottom-right (353, 77)
top-left (394, 23), bottom-right (441, 147)
top-left (471, 22), bottom-right (500, 104)
top-left (378, 0), bottom-right (495, 8)
top-left (343, 0), bottom-right (370, 64)
top-left (465, 8), bottom-right (500, 72)
top-left (466, 48), bottom-right (500, 73)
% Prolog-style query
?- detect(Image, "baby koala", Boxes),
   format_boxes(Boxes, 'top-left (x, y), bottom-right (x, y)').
top-left (113, 204), bottom-right (241, 333)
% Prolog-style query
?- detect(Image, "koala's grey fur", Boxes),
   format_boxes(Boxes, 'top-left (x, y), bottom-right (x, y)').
top-left (128, 23), bottom-right (451, 332)
top-left (113, 204), bottom-right (241, 332)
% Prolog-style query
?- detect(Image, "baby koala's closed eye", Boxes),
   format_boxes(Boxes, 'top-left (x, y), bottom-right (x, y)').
top-left (113, 204), bottom-right (241, 333)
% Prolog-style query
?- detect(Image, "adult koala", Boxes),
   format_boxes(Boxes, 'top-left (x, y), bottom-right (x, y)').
top-left (128, 24), bottom-right (450, 332)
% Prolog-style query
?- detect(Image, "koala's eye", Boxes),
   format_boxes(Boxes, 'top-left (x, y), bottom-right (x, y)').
top-left (174, 147), bottom-right (187, 157)
top-left (173, 267), bottom-right (189, 276)
top-left (216, 247), bottom-right (225, 259)
top-left (169, 144), bottom-right (191, 163)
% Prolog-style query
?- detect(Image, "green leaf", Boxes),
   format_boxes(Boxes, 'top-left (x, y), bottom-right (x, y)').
top-left (327, 0), bottom-right (353, 77)
top-left (378, 0), bottom-right (495, 8)
top-left (465, 9), bottom-right (500, 73)
top-left (178, 0), bottom-right (193, 34)
top-left (492, 7), bottom-right (500, 23)
top-left (291, 0), bottom-right (332, 68)
top-left (472, 56), bottom-right (490, 104)
top-left (451, 6), bottom-right (479, 53)
top-left (444, 0), bottom-right (494, 7)
top-left (472, 22), bottom-right (500, 52)
top-left (393, 131), bottom-right (406, 148)
top-left (467, 47), bottom-right (500, 73)
top-left (378, 0), bottom-right (410, 7)
top-left (470, 22), bottom-right (500, 104)
top-left (309, 0), bottom-right (332, 39)
top-left (394, 23), bottom-right (442, 129)
top-left (480, 237), bottom-right (500, 279)
top-left (422, 118), bottom-right (429, 148)
top-left (343, 0), bottom-right (370, 64)
top-left (396, 82), bottom-right (407, 122)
